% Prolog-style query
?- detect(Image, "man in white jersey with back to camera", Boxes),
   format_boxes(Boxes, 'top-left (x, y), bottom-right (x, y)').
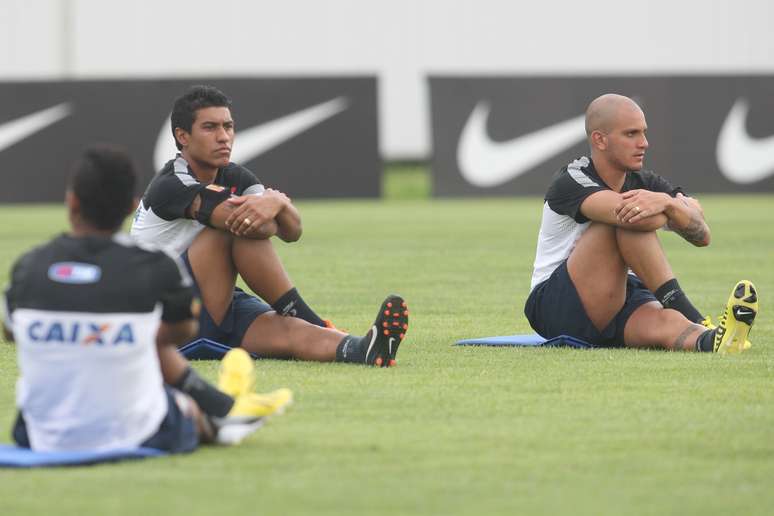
top-left (524, 93), bottom-right (758, 353)
top-left (131, 85), bottom-right (409, 367)
top-left (2, 146), bottom-right (281, 452)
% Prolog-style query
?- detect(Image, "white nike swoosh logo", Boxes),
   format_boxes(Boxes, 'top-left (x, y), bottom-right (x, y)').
top-left (716, 98), bottom-right (774, 184)
top-left (388, 337), bottom-right (396, 355)
top-left (736, 309), bottom-right (754, 316)
top-left (364, 326), bottom-right (378, 362)
top-left (457, 101), bottom-right (586, 187)
top-left (0, 103), bottom-right (73, 153)
top-left (154, 97), bottom-right (349, 171)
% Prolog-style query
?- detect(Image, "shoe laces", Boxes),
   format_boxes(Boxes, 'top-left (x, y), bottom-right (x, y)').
top-left (700, 316), bottom-right (715, 329)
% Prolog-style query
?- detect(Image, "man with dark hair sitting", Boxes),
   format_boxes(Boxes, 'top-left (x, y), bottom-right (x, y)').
top-left (2, 145), bottom-right (287, 452)
top-left (131, 85), bottom-right (409, 367)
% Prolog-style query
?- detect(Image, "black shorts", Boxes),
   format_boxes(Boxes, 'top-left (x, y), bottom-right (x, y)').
top-left (181, 250), bottom-right (272, 348)
top-left (12, 386), bottom-right (198, 453)
top-left (524, 260), bottom-right (657, 348)
top-left (140, 387), bottom-right (199, 453)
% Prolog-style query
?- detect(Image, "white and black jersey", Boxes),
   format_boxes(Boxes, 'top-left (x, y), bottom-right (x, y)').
top-left (529, 156), bottom-right (683, 290)
top-left (3, 233), bottom-right (194, 452)
top-left (131, 155), bottom-right (266, 255)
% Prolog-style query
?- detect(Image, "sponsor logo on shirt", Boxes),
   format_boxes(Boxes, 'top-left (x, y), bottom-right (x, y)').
top-left (27, 321), bottom-right (135, 346)
top-left (47, 262), bottom-right (101, 284)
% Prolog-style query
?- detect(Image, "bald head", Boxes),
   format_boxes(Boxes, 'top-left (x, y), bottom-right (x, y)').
top-left (585, 94), bottom-right (643, 137)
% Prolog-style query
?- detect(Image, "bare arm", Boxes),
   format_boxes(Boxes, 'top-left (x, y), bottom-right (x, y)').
top-left (2, 294), bottom-right (13, 342)
top-left (188, 190), bottom-right (302, 242)
top-left (665, 194), bottom-right (711, 246)
top-left (250, 189), bottom-right (302, 242)
top-left (615, 190), bottom-right (710, 247)
top-left (157, 319), bottom-right (198, 348)
top-left (580, 190), bottom-right (668, 232)
top-left (156, 319), bottom-right (198, 385)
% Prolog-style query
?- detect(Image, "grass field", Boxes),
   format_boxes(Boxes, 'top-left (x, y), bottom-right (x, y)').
top-left (0, 168), bottom-right (773, 515)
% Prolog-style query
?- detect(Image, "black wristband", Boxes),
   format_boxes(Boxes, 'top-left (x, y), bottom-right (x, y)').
top-left (173, 366), bottom-right (234, 417)
top-left (195, 185), bottom-right (231, 227)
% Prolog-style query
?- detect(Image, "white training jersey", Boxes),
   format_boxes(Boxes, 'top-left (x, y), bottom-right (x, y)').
top-left (131, 155), bottom-right (264, 255)
top-left (3, 233), bottom-right (195, 452)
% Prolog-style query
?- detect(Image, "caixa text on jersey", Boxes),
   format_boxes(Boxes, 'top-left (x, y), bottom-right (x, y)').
top-left (25, 321), bottom-right (136, 346)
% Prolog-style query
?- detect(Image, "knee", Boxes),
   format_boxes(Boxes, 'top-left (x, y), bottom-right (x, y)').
top-left (233, 236), bottom-right (274, 254)
top-left (586, 222), bottom-right (617, 238)
top-left (568, 223), bottom-right (625, 272)
top-left (615, 226), bottom-right (657, 241)
top-left (202, 227), bottom-right (233, 242)
top-left (190, 227), bottom-right (233, 254)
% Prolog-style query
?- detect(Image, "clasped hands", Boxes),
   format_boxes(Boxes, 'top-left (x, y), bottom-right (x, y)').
top-left (224, 188), bottom-right (290, 237)
top-left (615, 189), bottom-right (676, 224)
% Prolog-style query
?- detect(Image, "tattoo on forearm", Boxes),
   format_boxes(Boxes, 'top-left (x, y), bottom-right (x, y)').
top-left (675, 217), bottom-right (708, 245)
top-left (672, 325), bottom-right (696, 351)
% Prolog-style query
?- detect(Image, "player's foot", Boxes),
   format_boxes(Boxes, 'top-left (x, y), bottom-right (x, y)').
top-left (364, 294), bottom-right (409, 367)
top-left (212, 415), bottom-right (266, 446)
top-left (713, 280), bottom-right (758, 354)
top-left (218, 348), bottom-right (293, 417)
top-left (702, 315), bottom-right (751, 350)
top-left (228, 388), bottom-right (294, 418)
top-left (217, 348), bottom-right (257, 398)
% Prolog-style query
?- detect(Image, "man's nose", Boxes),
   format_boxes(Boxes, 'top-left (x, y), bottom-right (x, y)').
top-left (216, 126), bottom-right (231, 141)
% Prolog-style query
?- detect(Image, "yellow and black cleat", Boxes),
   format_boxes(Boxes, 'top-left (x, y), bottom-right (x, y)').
top-left (713, 280), bottom-right (758, 354)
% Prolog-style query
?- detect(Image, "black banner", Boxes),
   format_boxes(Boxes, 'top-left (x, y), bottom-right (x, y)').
top-left (429, 76), bottom-right (774, 196)
top-left (0, 77), bottom-right (380, 202)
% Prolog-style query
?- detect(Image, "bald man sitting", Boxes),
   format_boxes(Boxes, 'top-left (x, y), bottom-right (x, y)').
top-left (523, 93), bottom-right (758, 353)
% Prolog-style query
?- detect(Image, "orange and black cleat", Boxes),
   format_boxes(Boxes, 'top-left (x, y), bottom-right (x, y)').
top-left (364, 294), bottom-right (409, 368)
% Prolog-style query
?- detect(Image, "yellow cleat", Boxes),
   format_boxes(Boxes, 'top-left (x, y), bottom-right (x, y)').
top-left (701, 316), bottom-right (751, 350)
top-left (218, 348), bottom-right (293, 418)
top-left (218, 348), bottom-right (257, 398)
top-left (712, 280), bottom-right (758, 354)
top-left (228, 388), bottom-right (294, 419)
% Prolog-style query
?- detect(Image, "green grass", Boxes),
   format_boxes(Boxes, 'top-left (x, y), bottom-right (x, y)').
top-left (0, 173), bottom-right (773, 515)
top-left (383, 162), bottom-right (431, 200)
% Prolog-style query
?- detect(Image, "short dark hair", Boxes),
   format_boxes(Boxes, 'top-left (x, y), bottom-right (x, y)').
top-left (170, 85), bottom-right (232, 150)
top-left (68, 145), bottom-right (137, 231)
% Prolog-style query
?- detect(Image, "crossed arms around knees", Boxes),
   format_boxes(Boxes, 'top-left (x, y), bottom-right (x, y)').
top-left (189, 186), bottom-right (302, 243)
top-left (580, 188), bottom-right (710, 246)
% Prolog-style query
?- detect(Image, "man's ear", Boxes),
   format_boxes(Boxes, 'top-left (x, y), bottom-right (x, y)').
top-left (174, 127), bottom-right (189, 148)
top-left (590, 130), bottom-right (607, 151)
top-left (65, 190), bottom-right (80, 216)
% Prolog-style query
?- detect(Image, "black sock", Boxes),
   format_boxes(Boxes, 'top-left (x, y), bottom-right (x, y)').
top-left (271, 287), bottom-right (326, 327)
top-left (173, 367), bottom-right (234, 417)
top-left (335, 335), bottom-right (368, 364)
top-left (695, 328), bottom-right (716, 352)
top-left (654, 279), bottom-right (704, 323)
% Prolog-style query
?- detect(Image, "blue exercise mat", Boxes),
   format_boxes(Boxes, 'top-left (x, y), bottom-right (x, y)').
top-left (0, 444), bottom-right (167, 468)
top-left (178, 338), bottom-right (258, 360)
top-left (455, 334), bottom-right (592, 349)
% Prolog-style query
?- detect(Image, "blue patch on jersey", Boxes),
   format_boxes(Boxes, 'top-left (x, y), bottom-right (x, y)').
top-left (47, 262), bottom-right (102, 284)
